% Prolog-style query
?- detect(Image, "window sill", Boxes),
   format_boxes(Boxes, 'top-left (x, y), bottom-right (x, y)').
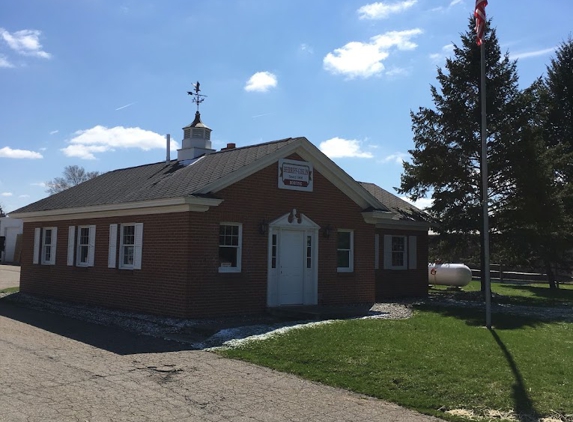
top-left (218, 268), bottom-right (241, 274)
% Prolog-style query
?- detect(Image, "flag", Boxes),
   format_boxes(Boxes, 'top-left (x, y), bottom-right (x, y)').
top-left (475, 0), bottom-right (488, 46)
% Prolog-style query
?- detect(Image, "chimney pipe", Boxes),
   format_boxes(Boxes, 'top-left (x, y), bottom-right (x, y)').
top-left (166, 134), bottom-right (171, 164)
top-left (221, 142), bottom-right (236, 151)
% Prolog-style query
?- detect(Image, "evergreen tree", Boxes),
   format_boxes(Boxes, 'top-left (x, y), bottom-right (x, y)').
top-left (545, 37), bottom-right (573, 173)
top-left (398, 17), bottom-right (520, 289)
top-left (495, 80), bottom-right (573, 288)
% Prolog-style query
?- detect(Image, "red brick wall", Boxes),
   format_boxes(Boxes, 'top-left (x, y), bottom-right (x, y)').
top-left (20, 213), bottom-right (191, 317)
top-left (184, 155), bottom-right (375, 317)
top-left (20, 156), bottom-right (380, 318)
top-left (375, 229), bottom-right (429, 299)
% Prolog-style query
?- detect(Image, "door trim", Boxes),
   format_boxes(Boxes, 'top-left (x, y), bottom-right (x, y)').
top-left (267, 209), bottom-right (319, 307)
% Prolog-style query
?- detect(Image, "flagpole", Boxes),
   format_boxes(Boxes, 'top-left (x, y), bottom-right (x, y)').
top-left (480, 36), bottom-right (492, 330)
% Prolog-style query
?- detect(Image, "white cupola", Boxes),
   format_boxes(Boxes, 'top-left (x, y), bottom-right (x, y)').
top-left (177, 82), bottom-right (215, 162)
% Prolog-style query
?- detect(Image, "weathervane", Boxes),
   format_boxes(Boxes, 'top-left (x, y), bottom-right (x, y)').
top-left (187, 81), bottom-right (207, 112)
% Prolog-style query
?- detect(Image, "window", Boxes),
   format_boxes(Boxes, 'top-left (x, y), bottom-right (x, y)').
top-left (117, 223), bottom-right (143, 270)
top-left (374, 234), bottom-right (380, 270)
top-left (306, 235), bottom-right (312, 269)
top-left (271, 234), bottom-right (277, 269)
top-left (383, 235), bottom-right (416, 270)
top-left (121, 225), bottom-right (135, 266)
top-left (391, 236), bottom-right (406, 267)
top-left (33, 227), bottom-right (57, 265)
top-left (337, 230), bottom-right (354, 272)
top-left (78, 227), bottom-right (90, 263)
top-left (67, 225), bottom-right (96, 267)
top-left (219, 223), bottom-right (242, 272)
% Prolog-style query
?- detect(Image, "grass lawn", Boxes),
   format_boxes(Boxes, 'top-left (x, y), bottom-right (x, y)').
top-left (0, 287), bottom-right (19, 294)
top-left (219, 294), bottom-right (572, 421)
top-left (432, 280), bottom-right (573, 307)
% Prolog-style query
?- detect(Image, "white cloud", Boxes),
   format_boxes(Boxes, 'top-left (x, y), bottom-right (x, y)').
top-left (49, 130), bottom-right (59, 135)
top-left (511, 47), bottom-right (555, 60)
top-left (400, 196), bottom-right (432, 210)
top-left (1, 192), bottom-right (13, 197)
top-left (429, 44), bottom-right (454, 63)
top-left (382, 152), bottom-right (409, 164)
top-left (0, 28), bottom-right (51, 59)
top-left (31, 182), bottom-right (46, 187)
top-left (19, 194), bottom-right (30, 198)
top-left (323, 29), bottom-right (422, 79)
top-left (244, 71), bottom-right (278, 92)
top-left (300, 43), bottom-right (314, 54)
top-left (61, 125), bottom-right (180, 160)
top-left (0, 146), bottom-right (43, 159)
top-left (0, 54), bottom-right (14, 68)
top-left (357, 1), bottom-right (417, 19)
top-left (431, 0), bottom-right (462, 12)
top-left (319, 137), bottom-right (373, 159)
top-left (115, 102), bottom-right (135, 111)
top-left (385, 67), bottom-right (410, 77)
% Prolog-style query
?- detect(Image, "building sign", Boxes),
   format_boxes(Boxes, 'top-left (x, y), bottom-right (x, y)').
top-left (278, 158), bottom-right (313, 192)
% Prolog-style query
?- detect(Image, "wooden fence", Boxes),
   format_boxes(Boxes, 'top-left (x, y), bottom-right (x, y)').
top-left (470, 263), bottom-right (572, 283)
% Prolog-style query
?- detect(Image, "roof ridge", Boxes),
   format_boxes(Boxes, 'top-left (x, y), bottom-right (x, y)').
top-left (212, 137), bottom-right (299, 155)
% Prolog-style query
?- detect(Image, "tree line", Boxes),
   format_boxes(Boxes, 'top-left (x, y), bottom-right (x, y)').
top-left (399, 17), bottom-right (573, 289)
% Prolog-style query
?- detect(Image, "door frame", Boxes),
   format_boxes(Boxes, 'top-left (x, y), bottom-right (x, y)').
top-left (267, 209), bottom-right (320, 307)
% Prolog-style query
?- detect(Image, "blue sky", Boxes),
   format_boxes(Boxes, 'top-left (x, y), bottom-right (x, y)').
top-left (1, 0), bottom-right (571, 213)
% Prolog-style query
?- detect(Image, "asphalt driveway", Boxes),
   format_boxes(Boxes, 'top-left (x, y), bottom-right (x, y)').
top-left (0, 296), bottom-right (442, 422)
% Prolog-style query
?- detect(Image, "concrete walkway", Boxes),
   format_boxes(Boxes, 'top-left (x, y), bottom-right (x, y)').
top-left (0, 264), bottom-right (19, 290)
top-left (0, 297), bottom-right (442, 422)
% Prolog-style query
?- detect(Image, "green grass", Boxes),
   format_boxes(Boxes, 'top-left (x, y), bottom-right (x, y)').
top-left (0, 287), bottom-right (19, 294)
top-left (219, 307), bottom-right (573, 421)
top-left (431, 280), bottom-right (573, 307)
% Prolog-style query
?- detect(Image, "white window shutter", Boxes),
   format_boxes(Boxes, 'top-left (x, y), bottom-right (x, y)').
top-left (33, 228), bottom-right (41, 264)
top-left (88, 225), bottom-right (96, 267)
top-left (374, 234), bottom-right (380, 270)
top-left (51, 227), bottom-right (58, 264)
top-left (67, 226), bottom-right (75, 266)
top-left (133, 223), bottom-right (143, 270)
top-left (383, 235), bottom-right (392, 269)
top-left (409, 236), bottom-right (417, 269)
top-left (108, 224), bottom-right (117, 268)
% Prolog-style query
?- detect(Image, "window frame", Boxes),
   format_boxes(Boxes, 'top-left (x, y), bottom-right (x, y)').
top-left (336, 229), bottom-right (354, 273)
top-left (118, 223), bottom-right (143, 270)
top-left (218, 222), bottom-right (242, 273)
top-left (76, 225), bottom-right (96, 267)
top-left (40, 227), bottom-right (57, 265)
top-left (384, 235), bottom-right (408, 270)
top-left (390, 235), bottom-right (407, 269)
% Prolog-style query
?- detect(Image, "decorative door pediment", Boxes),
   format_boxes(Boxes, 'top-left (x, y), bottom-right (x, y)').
top-left (269, 208), bottom-right (321, 230)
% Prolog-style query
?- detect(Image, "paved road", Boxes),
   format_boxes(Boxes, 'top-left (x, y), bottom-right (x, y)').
top-left (0, 298), bottom-right (442, 422)
top-left (0, 264), bottom-right (19, 290)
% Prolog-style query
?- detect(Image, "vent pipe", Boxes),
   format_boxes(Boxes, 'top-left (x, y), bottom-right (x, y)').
top-left (166, 134), bottom-right (171, 164)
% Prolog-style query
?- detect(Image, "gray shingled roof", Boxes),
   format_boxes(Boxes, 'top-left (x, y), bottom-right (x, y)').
top-left (359, 182), bottom-right (429, 222)
top-left (12, 136), bottom-right (430, 224)
top-left (12, 137), bottom-right (299, 214)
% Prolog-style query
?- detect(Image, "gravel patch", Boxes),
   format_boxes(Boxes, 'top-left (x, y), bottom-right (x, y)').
top-left (2, 291), bottom-right (570, 351)
top-left (2, 293), bottom-right (413, 350)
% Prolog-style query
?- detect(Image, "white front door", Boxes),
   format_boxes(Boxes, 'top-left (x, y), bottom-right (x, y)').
top-left (278, 230), bottom-right (305, 305)
top-left (267, 209), bottom-right (319, 307)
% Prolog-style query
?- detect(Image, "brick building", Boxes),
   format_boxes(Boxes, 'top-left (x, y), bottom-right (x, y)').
top-left (10, 110), bottom-right (430, 318)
